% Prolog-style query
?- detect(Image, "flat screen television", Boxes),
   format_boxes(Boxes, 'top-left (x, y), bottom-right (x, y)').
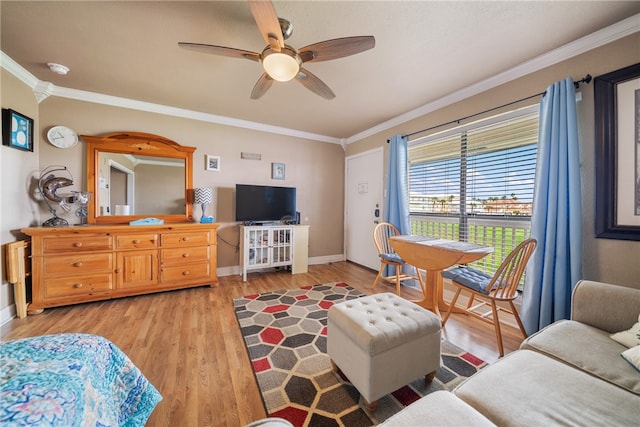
top-left (235, 184), bottom-right (297, 224)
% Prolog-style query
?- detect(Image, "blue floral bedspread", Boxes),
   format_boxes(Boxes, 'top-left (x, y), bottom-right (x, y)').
top-left (0, 333), bottom-right (162, 426)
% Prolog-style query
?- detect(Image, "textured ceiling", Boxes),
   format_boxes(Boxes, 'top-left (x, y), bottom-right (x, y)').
top-left (2, 1), bottom-right (639, 140)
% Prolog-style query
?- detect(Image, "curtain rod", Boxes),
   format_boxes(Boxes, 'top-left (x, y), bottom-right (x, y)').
top-left (388, 74), bottom-right (592, 142)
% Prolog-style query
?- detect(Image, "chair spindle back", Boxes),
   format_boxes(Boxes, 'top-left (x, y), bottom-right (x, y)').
top-left (373, 222), bottom-right (401, 255)
top-left (485, 238), bottom-right (537, 300)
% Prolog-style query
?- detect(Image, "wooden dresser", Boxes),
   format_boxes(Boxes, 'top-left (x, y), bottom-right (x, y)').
top-left (21, 223), bottom-right (218, 314)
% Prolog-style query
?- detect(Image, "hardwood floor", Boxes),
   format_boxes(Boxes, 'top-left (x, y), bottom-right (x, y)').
top-left (1, 261), bottom-right (524, 427)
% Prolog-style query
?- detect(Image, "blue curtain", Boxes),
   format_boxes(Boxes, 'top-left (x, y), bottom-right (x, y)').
top-left (385, 134), bottom-right (410, 234)
top-left (383, 134), bottom-right (411, 278)
top-left (521, 77), bottom-right (583, 335)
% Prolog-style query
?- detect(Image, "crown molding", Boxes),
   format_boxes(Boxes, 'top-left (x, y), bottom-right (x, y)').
top-left (1, 51), bottom-right (40, 88)
top-left (48, 85), bottom-right (342, 144)
top-left (345, 13), bottom-right (640, 144)
top-left (2, 14), bottom-right (638, 145)
top-left (0, 52), bottom-right (341, 145)
top-left (33, 81), bottom-right (55, 103)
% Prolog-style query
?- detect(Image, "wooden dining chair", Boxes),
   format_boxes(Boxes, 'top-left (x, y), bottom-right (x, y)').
top-left (441, 238), bottom-right (537, 357)
top-left (372, 222), bottom-right (416, 295)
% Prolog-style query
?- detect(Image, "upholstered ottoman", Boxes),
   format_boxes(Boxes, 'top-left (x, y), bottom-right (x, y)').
top-left (327, 292), bottom-right (441, 411)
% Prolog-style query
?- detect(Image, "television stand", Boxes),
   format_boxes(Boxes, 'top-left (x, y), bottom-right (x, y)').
top-left (239, 224), bottom-right (309, 281)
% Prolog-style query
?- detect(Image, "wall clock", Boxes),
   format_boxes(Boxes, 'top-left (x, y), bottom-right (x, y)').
top-left (47, 125), bottom-right (78, 149)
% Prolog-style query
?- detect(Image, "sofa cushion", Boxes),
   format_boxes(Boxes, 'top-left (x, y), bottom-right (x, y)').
top-left (454, 350), bottom-right (640, 426)
top-left (520, 319), bottom-right (640, 395)
top-left (610, 314), bottom-right (640, 348)
top-left (622, 346), bottom-right (640, 373)
top-left (245, 418), bottom-right (293, 427)
top-left (571, 280), bottom-right (640, 333)
top-left (379, 390), bottom-right (495, 426)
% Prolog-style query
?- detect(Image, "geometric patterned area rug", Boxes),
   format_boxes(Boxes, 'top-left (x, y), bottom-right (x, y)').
top-left (234, 282), bottom-right (486, 427)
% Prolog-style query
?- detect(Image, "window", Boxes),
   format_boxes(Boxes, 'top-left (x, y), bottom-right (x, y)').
top-left (408, 106), bottom-right (538, 276)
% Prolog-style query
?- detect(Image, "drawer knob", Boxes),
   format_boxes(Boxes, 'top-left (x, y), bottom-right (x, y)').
top-left (73, 242), bottom-right (83, 248)
top-left (133, 239), bottom-right (141, 244)
top-left (182, 237), bottom-right (189, 241)
top-left (115, 268), bottom-right (121, 273)
top-left (182, 253), bottom-right (189, 258)
top-left (73, 283), bottom-right (83, 289)
top-left (182, 271), bottom-right (190, 276)
top-left (73, 261), bottom-right (84, 267)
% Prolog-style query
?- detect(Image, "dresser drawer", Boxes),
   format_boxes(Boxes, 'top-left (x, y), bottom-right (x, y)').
top-left (43, 235), bottom-right (113, 253)
top-left (116, 233), bottom-right (158, 250)
top-left (43, 253), bottom-right (113, 275)
top-left (160, 261), bottom-right (210, 283)
top-left (45, 274), bottom-right (113, 298)
top-left (161, 246), bottom-right (210, 265)
top-left (161, 231), bottom-right (210, 247)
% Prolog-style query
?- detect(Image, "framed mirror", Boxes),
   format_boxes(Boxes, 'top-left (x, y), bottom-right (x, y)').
top-left (83, 132), bottom-right (195, 224)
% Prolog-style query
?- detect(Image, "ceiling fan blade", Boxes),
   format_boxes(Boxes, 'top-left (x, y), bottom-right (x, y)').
top-left (178, 42), bottom-right (260, 62)
top-left (299, 36), bottom-right (375, 63)
top-left (250, 73), bottom-right (274, 99)
top-left (248, 0), bottom-right (284, 51)
top-left (296, 68), bottom-right (335, 100)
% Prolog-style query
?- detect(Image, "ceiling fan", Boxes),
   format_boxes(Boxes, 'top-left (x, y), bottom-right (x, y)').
top-left (178, 0), bottom-right (375, 100)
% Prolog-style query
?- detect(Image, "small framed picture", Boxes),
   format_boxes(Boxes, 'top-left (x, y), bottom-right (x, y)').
top-left (2, 108), bottom-right (34, 152)
top-left (272, 162), bottom-right (285, 180)
top-left (206, 154), bottom-right (220, 171)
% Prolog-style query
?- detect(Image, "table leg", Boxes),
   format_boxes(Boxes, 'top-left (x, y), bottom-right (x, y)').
top-left (412, 270), bottom-right (465, 318)
top-left (412, 270), bottom-right (441, 319)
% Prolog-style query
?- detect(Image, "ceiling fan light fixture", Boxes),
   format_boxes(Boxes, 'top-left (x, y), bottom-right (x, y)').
top-left (262, 47), bottom-right (300, 82)
top-left (180, 1), bottom-right (373, 99)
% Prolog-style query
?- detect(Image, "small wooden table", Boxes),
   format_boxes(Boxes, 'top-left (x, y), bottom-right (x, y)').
top-left (389, 236), bottom-right (493, 319)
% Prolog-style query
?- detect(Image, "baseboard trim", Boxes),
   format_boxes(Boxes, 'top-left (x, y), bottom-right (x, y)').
top-left (308, 254), bottom-right (345, 265)
top-left (0, 304), bottom-right (16, 326)
top-left (216, 254), bottom-right (345, 277)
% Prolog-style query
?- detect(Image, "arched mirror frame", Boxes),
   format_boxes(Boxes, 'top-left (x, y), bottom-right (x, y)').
top-left (84, 131), bottom-right (195, 224)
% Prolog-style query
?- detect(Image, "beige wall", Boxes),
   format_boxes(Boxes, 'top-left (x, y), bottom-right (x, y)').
top-left (36, 98), bottom-right (345, 270)
top-left (135, 163), bottom-right (184, 214)
top-left (346, 34), bottom-right (640, 289)
top-left (2, 33), bottom-right (639, 320)
top-left (1, 70), bottom-right (41, 319)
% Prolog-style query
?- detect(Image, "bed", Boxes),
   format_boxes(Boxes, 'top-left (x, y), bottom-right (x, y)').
top-left (1, 333), bottom-right (161, 426)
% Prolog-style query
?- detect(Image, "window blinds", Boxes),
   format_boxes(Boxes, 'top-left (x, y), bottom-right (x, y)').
top-left (409, 111), bottom-right (539, 217)
top-left (408, 108), bottom-right (538, 278)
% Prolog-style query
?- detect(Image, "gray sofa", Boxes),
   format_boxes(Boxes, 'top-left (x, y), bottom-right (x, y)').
top-left (381, 280), bottom-right (640, 426)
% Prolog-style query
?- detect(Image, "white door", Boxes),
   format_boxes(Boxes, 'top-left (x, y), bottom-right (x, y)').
top-left (345, 148), bottom-right (384, 270)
